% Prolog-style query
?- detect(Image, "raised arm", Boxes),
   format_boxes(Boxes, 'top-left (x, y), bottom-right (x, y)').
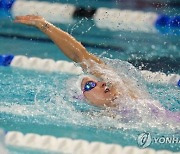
top-left (14, 15), bottom-right (104, 73)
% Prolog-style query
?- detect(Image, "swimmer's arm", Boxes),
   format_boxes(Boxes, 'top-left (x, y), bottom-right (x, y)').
top-left (14, 15), bottom-right (104, 74)
top-left (36, 21), bottom-right (104, 65)
top-left (37, 20), bottom-right (108, 79)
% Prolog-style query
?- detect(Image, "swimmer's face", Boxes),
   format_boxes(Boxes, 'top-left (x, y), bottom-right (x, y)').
top-left (81, 77), bottom-right (117, 107)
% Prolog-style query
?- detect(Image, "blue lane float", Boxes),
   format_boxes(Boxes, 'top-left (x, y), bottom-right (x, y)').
top-left (0, 54), bottom-right (14, 66)
top-left (155, 15), bottom-right (180, 34)
top-left (0, 0), bottom-right (179, 34)
top-left (177, 80), bottom-right (180, 87)
top-left (0, 0), bottom-right (15, 10)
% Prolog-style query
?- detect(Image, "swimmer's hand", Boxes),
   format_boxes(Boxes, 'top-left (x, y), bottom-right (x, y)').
top-left (14, 15), bottom-right (45, 27)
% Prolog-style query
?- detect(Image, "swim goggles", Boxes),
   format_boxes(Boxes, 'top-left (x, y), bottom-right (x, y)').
top-left (83, 81), bottom-right (97, 93)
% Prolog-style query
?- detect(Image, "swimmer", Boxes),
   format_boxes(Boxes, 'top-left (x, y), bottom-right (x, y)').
top-left (15, 15), bottom-right (128, 107)
top-left (14, 15), bottom-right (179, 124)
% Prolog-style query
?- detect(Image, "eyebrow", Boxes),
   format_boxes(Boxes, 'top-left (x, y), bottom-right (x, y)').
top-left (81, 79), bottom-right (85, 90)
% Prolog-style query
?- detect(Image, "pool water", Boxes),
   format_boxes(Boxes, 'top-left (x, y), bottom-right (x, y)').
top-left (0, 65), bottom-right (179, 152)
top-left (0, 0), bottom-right (180, 153)
top-left (0, 9), bottom-right (180, 73)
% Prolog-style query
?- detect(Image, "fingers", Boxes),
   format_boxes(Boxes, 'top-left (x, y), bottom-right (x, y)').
top-left (15, 16), bottom-right (29, 20)
top-left (14, 19), bottom-right (32, 25)
top-left (14, 15), bottom-right (44, 26)
top-left (14, 18), bottom-right (36, 26)
top-left (14, 19), bottom-right (25, 23)
top-left (15, 15), bottom-right (37, 21)
top-left (14, 15), bottom-right (38, 25)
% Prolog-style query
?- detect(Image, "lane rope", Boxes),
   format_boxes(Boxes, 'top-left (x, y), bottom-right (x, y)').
top-left (5, 131), bottom-right (178, 154)
top-left (0, 54), bottom-right (179, 87)
top-left (0, 0), bottom-right (179, 33)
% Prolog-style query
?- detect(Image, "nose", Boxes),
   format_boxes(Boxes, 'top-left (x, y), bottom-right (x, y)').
top-left (99, 82), bottom-right (106, 88)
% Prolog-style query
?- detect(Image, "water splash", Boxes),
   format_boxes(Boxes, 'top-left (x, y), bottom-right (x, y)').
top-left (0, 61), bottom-right (179, 133)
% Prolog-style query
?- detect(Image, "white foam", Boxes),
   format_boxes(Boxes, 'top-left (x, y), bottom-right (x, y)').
top-left (0, 104), bottom-right (44, 116)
